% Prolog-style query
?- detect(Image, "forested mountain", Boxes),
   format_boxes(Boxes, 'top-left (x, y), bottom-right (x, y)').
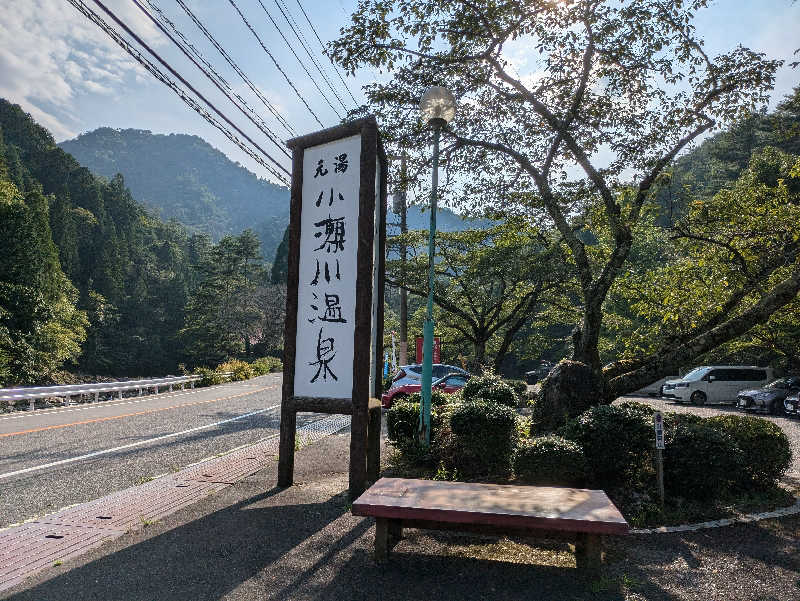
top-left (59, 128), bottom-right (289, 261)
top-left (0, 99), bottom-right (280, 385)
top-left (653, 87), bottom-right (800, 223)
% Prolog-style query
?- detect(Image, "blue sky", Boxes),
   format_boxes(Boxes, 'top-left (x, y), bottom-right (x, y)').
top-left (0, 0), bottom-right (798, 186)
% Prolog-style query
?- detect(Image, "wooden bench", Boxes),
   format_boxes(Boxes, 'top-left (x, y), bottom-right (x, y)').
top-left (352, 477), bottom-right (629, 570)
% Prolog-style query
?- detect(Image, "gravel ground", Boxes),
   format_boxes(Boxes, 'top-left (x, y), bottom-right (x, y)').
top-left (616, 395), bottom-right (800, 488)
top-left (4, 425), bottom-right (800, 601)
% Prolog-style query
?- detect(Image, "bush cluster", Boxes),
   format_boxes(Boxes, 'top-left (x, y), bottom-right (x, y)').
top-left (386, 380), bottom-right (792, 509)
top-left (250, 356), bottom-right (283, 375)
top-left (513, 435), bottom-right (586, 486)
top-left (195, 356), bottom-right (283, 386)
top-left (705, 415), bottom-right (791, 489)
top-left (504, 379), bottom-right (528, 398)
top-left (462, 372), bottom-right (519, 408)
top-left (446, 400), bottom-right (518, 477)
top-left (559, 404), bottom-right (653, 488)
top-left (404, 390), bottom-right (451, 407)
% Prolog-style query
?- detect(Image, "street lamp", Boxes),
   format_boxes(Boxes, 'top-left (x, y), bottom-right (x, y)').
top-left (418, 86), bottom-right (456, 445)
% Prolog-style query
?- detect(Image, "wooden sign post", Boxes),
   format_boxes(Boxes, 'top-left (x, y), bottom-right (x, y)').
top-left (278, 117), bottom-right (387, 498)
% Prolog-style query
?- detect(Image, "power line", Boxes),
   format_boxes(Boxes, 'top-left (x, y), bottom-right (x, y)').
top-left (135, 0), bottom-right (290, 159)
top-left (65, 0), bottom-right (289, 184)
top-left (87, 0), bottom-right (290, 178)
top-left (174, 0), bottom-right (295, 137)
top-left (256, 0), bottom-right (346, 115)
top-left (292, 0), bottom-right (359, 106)
top-left (226, 0), bottom-right (325, 128)
top-left (270, 0), bottom-right (352, 113)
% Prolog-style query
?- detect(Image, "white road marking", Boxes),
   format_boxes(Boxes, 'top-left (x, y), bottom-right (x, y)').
top-left (0, 403), bottom-right (282, 481)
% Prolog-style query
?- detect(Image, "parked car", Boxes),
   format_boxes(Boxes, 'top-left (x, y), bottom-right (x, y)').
top-left (389, 364), bottom-right (470, 389)
top-left (381, 372), bottom-right (470, 408)
top-left (783, 390), bottom-right (799, 417)
top-left (736, 376), bottom-right (800, 414)
top-left (525, 361), bottom-right (554, 384)
top-left (661, 366), bottom-right (774, 405)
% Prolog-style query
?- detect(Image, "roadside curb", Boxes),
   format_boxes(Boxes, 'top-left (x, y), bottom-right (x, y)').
top-left (630, 496), bottom-right (800, 534)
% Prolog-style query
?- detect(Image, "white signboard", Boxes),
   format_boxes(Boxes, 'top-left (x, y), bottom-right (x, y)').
top-left (294, 134), bottom-right (361, 398)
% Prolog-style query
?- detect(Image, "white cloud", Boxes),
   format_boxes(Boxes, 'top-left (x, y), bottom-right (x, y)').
top-left (0, 0), bottom-right (165, 139)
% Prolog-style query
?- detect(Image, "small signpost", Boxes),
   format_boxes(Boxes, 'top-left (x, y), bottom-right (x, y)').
top-left (653, 411), bottom-right (665, 505)
top-left (278, 117), bottom-right (387, 498)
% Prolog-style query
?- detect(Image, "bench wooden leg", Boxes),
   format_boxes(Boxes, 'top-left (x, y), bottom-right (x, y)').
top-left (574, 533), bottom-right (603, 572)
top-left (375, 518), bottom-right (389, 562)
top-left (374, 518), bottom-right (403, 562)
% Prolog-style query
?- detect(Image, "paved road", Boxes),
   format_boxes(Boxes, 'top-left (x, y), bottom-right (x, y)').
top-left (0, 374), bottom-right (309, 528)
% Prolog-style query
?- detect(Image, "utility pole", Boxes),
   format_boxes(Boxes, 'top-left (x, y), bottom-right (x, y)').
top-left (398, 152), bottom-right (408, 366)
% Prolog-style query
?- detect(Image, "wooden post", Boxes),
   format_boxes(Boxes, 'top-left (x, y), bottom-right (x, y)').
top-left (374, 517), bottom-right (389, 562)
top-left (367, 401), bottom-right (381, 483)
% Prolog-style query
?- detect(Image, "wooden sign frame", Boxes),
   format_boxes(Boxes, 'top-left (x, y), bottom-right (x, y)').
top-left (278, 116), bottom-right (387, 497)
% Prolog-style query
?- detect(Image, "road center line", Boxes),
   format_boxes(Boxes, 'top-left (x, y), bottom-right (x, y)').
top-left (0, 403), bottom-right (282, 480)
top-left (0, 386), bottom-right (277, 438)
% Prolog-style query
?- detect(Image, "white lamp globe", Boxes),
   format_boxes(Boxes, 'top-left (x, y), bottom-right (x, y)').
top-left (419, 86), bottom-right (456, 126)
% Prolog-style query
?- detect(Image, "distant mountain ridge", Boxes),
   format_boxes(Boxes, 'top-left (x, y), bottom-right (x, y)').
top-left (59, 128), bottom-right (289, 261)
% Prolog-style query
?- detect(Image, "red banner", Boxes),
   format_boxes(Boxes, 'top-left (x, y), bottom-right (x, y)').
top-left (415, 336), bottom-right (441, 364)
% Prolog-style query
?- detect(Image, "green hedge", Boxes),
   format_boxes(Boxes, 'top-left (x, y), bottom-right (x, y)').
top-left (405, 390), bottom-right (452, 407)
top-left (663, 422), bottom-right (744, 500)
top-left (250, 356), bottom-right (283, 375)
top-left (462, 372), bottom-right (519, 408)
top-left (196, 367), bottom-right (225, 387)
top-left (445, 401), bottom-right (518, 477)
top-left (217, 359), bottom-right (255, 381)
top-left (513, 435), bottom-right (586, 487)
top-left (505, 379), bottom-right (528, 398)
top-left (560, 404), bottom-right (652, 488)
top-left (705, 415), bottom-right (791, 489)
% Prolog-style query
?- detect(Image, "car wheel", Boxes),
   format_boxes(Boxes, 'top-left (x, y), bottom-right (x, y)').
top-left (690, 391), bottom-right (706, 406)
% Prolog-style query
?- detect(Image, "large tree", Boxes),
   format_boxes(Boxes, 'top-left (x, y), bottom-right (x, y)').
top-left (333, 0), bottom-right (786, 400)
top-left (388, 219), bottom-right (566, 370)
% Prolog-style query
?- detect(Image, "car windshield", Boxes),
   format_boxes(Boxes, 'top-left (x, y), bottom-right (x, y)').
top-left (766, 378), bottom-right (792, 389)
top-left (682, 367), bottom-right (710, 381)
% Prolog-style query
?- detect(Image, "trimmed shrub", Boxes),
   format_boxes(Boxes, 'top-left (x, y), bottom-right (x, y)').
top-left (513, 435), bottom-right (586, 487)
top-left (405, 390), bottom-right (452, 408)
top-left (462, 372), bottom-right (519, 408)
top-left (251, 356), bottom-right (283, 375)
top-left (663, 422), bottom-right (744, 500)
top-left (705, 415), bottom-right (791, 489)
top-left (560, 404), bottom-right (652, 489)
top-left (217, 359), bottom-right (254, 381)
top-left (616, 400), bottom-right (656, 419)
top-left (386, 401), bottom-right (422, 445)
top-left (445, 401), bottom-right (518, 477)
top-left (196, 367), bottom-right (225, 387)
top-left (505, 379), bottom-right (528, 398)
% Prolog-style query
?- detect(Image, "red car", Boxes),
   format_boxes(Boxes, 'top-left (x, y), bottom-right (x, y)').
top-left (381, 372), bottom-right (470, 408)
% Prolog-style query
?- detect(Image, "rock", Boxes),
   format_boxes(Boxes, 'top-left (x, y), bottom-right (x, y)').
top-left (531, 360), bottom-right (603, 432)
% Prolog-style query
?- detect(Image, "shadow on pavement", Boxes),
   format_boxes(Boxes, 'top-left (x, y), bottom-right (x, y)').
top-left (6, 486), bottom-right (349, 601)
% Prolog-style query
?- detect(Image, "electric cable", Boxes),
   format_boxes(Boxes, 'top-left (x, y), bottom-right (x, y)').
top-left (293, 0), bottom-right (359, 106)
top-left (174, 0), bottom-right (295, 136)
top-left (65, 0), bottom-right (289, 184)
top-left (87, 0), bottom-right (290, 177)
top-left (258, 0), bottom-right (347, 114)
top-left (227, 0), bottom-right (325, 128)
top-left (135, 0), bottom-right (290, 158)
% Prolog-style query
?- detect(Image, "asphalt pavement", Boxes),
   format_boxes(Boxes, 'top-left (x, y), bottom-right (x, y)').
top-left (0, 374), bottom-right (319, 528)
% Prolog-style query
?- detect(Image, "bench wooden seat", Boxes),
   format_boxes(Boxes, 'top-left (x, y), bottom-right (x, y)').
top-left (352, 477), bottom-right (629, 570)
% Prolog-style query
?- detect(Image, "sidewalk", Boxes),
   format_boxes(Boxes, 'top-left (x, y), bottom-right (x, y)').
top-left (3, 423), bottom-right (799, 601)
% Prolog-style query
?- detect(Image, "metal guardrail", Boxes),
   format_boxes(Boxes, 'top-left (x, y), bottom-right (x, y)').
top-left (0, 372), bottom-right (234, 412)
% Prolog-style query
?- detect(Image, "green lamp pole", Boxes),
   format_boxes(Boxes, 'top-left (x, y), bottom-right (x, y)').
top-left (418, 86), bottom-right (456, 445)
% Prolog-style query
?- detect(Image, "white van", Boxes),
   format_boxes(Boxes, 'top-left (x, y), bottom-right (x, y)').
top-left (662, 366), bottom-right (774, 405)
